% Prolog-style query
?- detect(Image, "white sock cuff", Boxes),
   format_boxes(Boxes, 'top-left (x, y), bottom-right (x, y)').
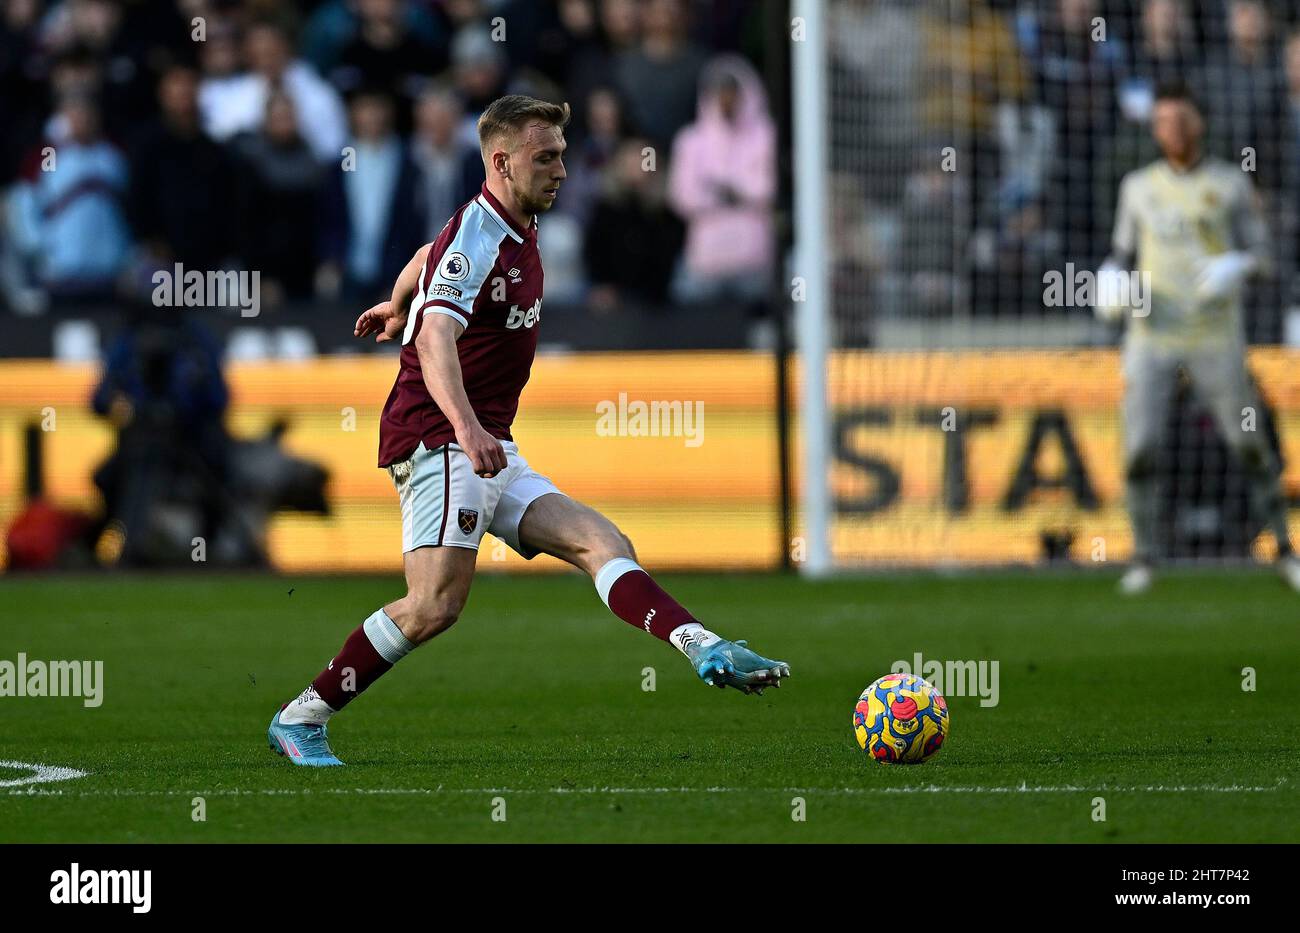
top-left (363, 608), bottom-right (415, 664)
top-left (668, 622), bottom-right (720, 656)
top-left (594, 557), bottom-right (643, 607)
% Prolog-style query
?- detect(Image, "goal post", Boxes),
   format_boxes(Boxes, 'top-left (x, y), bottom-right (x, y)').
top-left (791, 0), bottom-right (833, 578)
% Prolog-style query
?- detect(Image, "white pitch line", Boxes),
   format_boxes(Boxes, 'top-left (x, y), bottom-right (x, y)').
top-left (4, 779), bottom-right (1287, 798)
top-left (0, 760), bottom-right (90, 788)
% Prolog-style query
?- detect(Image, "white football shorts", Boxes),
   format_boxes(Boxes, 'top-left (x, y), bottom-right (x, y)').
top-left (1122, 336), bottom-right (1264, 464)
top-left (387, 440), bottom-right (562, 557)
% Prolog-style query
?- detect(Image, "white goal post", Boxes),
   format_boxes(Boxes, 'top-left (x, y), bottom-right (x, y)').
top-left (791, 0), bottom-right (832, 578)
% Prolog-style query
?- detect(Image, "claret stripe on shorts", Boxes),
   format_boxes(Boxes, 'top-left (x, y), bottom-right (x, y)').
top-left (437, 445), bottom-right (450, 546)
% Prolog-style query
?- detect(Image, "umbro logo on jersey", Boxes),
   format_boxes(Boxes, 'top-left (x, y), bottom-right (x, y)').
top-left (508, 267), bottom-right (522, 283)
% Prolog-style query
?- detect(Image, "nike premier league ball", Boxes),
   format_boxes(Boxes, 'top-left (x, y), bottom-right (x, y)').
top-left (853, 673), bottom-right (949, 764)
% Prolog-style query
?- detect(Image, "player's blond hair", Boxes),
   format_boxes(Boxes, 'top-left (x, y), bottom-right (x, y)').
top-left (477, 95), bottom-right (571, 158)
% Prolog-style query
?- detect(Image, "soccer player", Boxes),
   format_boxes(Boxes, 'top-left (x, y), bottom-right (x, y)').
top-left (1093, 82), bottom-right (1300, 595)
top-left (268, 96), bottom-right (790, 765)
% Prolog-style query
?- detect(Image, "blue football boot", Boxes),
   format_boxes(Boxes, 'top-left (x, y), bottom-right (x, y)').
top-left (267, 708), bottom-right (344, 766)
top-left (685, 637), bottom-right (791, 694)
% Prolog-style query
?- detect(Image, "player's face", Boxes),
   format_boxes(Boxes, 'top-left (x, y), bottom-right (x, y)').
top-left (1151, 99), bottom-right (1203, 163)
top-left (508, 122), bottom-right (567, 215)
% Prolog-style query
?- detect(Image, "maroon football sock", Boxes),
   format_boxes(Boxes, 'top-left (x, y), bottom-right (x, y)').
top-left (607, 569), bottom-right (695, 641)
top-left (310, 624), bottom-right (393, 711)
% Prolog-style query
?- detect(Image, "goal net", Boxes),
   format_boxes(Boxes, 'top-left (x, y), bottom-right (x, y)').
top-left (799, 0), bottom-right (1300, 569)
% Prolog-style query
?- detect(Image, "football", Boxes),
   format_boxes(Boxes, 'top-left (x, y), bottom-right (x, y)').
top-left (853, 673), bottom-right (950, 764)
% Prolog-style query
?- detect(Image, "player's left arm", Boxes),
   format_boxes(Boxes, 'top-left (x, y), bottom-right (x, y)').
top-left (354, 244), bottom-right (432, 342)
top-left (1231, 175), bottom-right (1272, 279)
top-left (1194, 176), bottom-right (1271, 302)
top-left (1092, 173), bottom-right (1138, 321)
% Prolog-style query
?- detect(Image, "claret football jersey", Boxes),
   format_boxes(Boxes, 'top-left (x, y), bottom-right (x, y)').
top-left (378, 183), bottom-right (544, 466)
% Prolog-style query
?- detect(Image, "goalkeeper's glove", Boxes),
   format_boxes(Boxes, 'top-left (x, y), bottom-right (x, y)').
top-left (1092, 260), bottom-right (1130, 323)
top-left (1194, 251), bottom-right (1256, 304)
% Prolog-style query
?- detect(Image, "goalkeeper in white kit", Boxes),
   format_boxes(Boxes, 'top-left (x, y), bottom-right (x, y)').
top-left (1093, 81), bottom-right (1300, 594)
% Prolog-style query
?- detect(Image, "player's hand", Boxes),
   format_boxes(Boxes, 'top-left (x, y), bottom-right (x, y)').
top-left (1092, 260), bottom-right (1130, 323)
top-left (1194, 252), bottom-right (1255, 304)
top-left (354, 301), bottom-right (407, 343)
top-left (456, 422), bottom-right (508, 478)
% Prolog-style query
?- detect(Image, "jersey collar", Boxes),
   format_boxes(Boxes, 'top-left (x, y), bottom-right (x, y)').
top-left (1161, 153), bottom-right (1205, 178)
top-left (477, 183), bottom-right (535, 243)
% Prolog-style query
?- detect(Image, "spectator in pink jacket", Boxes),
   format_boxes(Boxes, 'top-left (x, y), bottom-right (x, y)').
top-left (667, 54), bottom-right (776, 308)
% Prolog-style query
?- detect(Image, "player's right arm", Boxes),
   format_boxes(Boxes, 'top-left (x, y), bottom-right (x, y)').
top-left (414, 313), bottom-right (507, 478)
top-left (1108, 173), bottom-right (1138, 271)
top-left (354, 244), bottom-right (432, 343)
top-left (1093, 174), bottom-right (1139, 322)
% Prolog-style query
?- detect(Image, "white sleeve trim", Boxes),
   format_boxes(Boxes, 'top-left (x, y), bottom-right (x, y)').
top-left (423, 304), bottom-right (470, 330)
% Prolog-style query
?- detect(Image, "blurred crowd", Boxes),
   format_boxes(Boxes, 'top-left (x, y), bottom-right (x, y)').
top-left (831, 0), bottom-right (1300, 339)
top-left (0, 0), bottom-right (776, 326)
top-left (13, 0), bottom-right (1300, 345)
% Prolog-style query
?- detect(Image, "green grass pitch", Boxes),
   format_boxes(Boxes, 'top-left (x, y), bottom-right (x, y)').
top-left (1, 569), bottom-right (1296, 843)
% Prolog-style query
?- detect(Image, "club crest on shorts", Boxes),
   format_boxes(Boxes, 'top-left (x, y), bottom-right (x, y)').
top-left (458, 508), bottom-right (479, 535)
